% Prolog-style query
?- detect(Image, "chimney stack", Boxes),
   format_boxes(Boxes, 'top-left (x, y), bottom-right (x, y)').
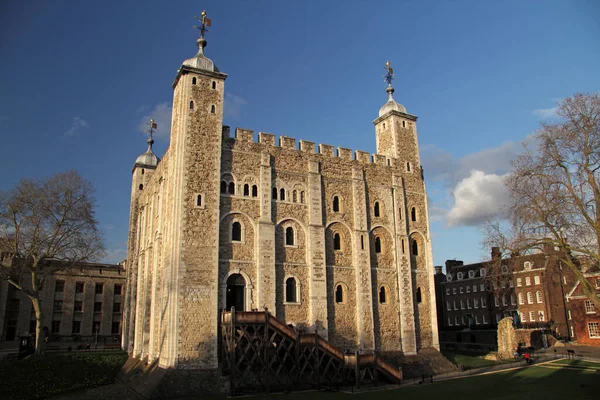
top-left (434, 266), bottom-right (443, 275)
top-left (491, 247), bottom-right (501, 260)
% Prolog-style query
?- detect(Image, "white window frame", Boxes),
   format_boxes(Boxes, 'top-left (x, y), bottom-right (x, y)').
top-left (529, 311), bottom-right (536, 322)
top-left (469, 270), bottom-right (475, 279)
top-left (534, 275), bottom-right (541, 285)
top-left (525, 276), bottom-right (531, 286)
top-left (459, 286), bottom-right (464, 294)
top-left (588, 322), bottom-right (600, 338)
top-left (467, 299), bottom-right (472, 309)
top-left (480, 268), bottom-right (486, 277)
top-left (446, 288), bottom-right (450, 296)
top-left (536, 291), bottom-right (543, 304)
top-left (527, 292), bottom-right (534, 304)
top-left (448, 317), bottom-right (452, 326)
top-left (483, 314), bottom-right (488, 324)
top-left (538, 311), bottom-right (545, 322)
top-left (517, 278), bottom-right (522, 287)
top-left (473, 285), bottom-right (477, 293)
top-left (518, 292), bottom-right (524, 305)
top-left (460, 299), bottom-right (465, 310)
top-left (474, 298), bottom-right (479, 309)
top-left (481, 297), bottom-right (487, 307)
top-left (480, 283), bottom-right (485, 291)
top-left (283, 275), bottom-right (301, 304)
top-left (457, 272), bottom-right (464, 280)
top-left (453, 288), bottom-right (457, 295)
top-left (447, 301), bottom-right (452, 311)
top-left (466, 286), bottom-right (471, 293)
top-left (585, 300), bottom-right (596, 314)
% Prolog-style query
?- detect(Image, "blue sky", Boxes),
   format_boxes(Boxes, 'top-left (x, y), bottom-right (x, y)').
top-left (1, 0), bottom-right (599, 267)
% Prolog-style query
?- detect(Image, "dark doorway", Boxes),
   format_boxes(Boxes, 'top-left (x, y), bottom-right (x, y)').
top-left (226, 274), bottom-right (246, 311)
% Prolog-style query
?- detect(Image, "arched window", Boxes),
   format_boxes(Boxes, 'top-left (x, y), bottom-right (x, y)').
top-left (333, 196), bottom-right (340, 212)
top-left (412, 240), bottom-right (419, 256)
top-left (280, 188), bottom-right (286, 201)
top-left (416, 287), bottom-right (422, 303)
top-left (375, 236), bottom-right (382, 253)
top-left (527, 292), bottom-right (533, 304)
top-left (228, 182), bottom-right (235, 195)
top-left (411, 207), bottom-right (417, 222)
top-left (518, 293), bottom-right (524, 305)
top-left (272, 187), bottom-right (278, 199)
top-left (333, 233), bottom-right (341, 251)
top-left (374, 202), bottom-right (380, 217)
top-left (285, 227), bottom-right (294, 246)
top-left (190, 101), bottom-right (194, 110)
top-left (407, 162), bottom-right (411, 172)
top-left (192, 77), bottom-right (197, 85)
top-left (293, 190), bottom-right (297, 202)
top-left (212, 81), bottom-right (216, 89)
top-left (252, 185), bottom-right (258, 197)
top-left (231, 222), bottom-right (242, 242)
top-left (335, 284), bottom-right (344, 303)
top-left (536, 291), bottom-right (543, 303)
top-left (220, 181), bottom-right (227, 193)
top-left (360, 235), bottom-right (364, 250)
top-left (141, 169), bottom-right (145, 175)
top-left (139, 184), bottom-right (143, 190)
top-left (401, 238), bottom-right (405, 253)
top-left (196, 194), bottom-right (202, 206)
top-left (243, 184), bottom-right (249, 196)
top-left (379, 286), bottom-right (387, 304)
top-left (285, 277), bottom-right (297, 303)
top-left (300, 191), bottom-right (305, 203)
top-left (210, 105), bottom-right (216, 113)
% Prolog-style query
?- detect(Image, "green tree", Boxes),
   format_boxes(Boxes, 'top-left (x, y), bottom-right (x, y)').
top-left (0, 170), bottom-right (105, 354)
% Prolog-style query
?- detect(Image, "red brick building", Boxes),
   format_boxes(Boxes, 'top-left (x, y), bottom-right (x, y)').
top-left (565, 272), bottom-right (600, 346)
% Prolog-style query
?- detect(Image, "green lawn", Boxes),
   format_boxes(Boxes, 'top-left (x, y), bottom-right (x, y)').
top-left (0, 351), bottom-right (127, 399)
top-left (202, 366), bottom-right (597, 400)
top-left (552, 359), bottom-right (600, 369)
top-left (441, 350), bottom-right (507, 369)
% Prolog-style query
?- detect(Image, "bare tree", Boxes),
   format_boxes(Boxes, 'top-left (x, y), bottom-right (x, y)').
top-left (0, 170), bottom-right (105, 354)
top-left (485, 93), bottom-right (600, 309)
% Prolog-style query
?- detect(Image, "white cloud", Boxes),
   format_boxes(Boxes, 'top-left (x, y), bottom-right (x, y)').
top-left (533, 107), bottom-right (559, 120)
top-left (103, 247), bottom-right (127, 264)
top-left (447, 170), bottom-right (510, 227)
top-left (224, 93), bottom-right (247, 119)
top-left (64, 117), bottom-right (89, 137)
top-left (138, 103), bottom-right (172, 139)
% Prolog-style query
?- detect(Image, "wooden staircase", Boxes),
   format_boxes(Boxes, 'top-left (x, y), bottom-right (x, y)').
top-left (220, 309), bottom-right (402, 395)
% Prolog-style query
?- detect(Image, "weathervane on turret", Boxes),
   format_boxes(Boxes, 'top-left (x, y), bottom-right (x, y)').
top-left (194, 10), bottom-right (212, 39)
top-left (146, 119), bottom-right (157, 149)
top-left (384, 61), bottom-right (394, 87)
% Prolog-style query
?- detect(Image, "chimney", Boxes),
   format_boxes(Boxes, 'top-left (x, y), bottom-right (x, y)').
top-left (543, 243), bottom-right (555, 254)
top-left (445, 259), bottom-right (464, 272)
top-left (491, 247), bottom-right (501, 260)
top-left (434, 266), bottom-right (443, 275)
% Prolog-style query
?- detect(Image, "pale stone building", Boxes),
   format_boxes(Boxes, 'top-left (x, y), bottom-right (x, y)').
top-left (123, 18), bottom-right (439, 378)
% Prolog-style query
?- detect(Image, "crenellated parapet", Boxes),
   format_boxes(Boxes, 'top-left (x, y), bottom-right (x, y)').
top-left (224, 127), bottom-right (408, 168)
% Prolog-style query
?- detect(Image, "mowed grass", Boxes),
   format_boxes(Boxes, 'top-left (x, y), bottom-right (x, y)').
top-left (552, 359), bottom-right (600, 369)
top-left (0, 351), bottom-right (127, 399)
top-left (441, 350), bottom-right (507, 369)
top-left (202, 365), bottom-right (598, 400)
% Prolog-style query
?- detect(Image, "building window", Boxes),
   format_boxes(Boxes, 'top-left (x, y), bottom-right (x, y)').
top-left (447, 301), bottom-right (451, 311)
top-left (293, 190), bottom-right (297, 202)
top-left (412, 240), bottom-right (418, 256)
top-left (192, 77), bottom-right (196, 85)
top-left (459, 286), bottom-right (464, 294)
top-left (536, 291), bottom-right (543, 304)
top-left (361, 235), bottom-right (364, 250)
top-left (190, 101), bottom-right (194, 110)
top-left (95, 283), bottom-right (103, 294)
top-left (111, 321), bottom-right (121, 335)
top-left (475, 315), bottom-right (480, 325)
top-left (469, 270), bottom-right (475, 279)
top-left (55, 280), bottom-right (65, 292)
top-left (411, 207), bottom-right (417, 222)
top-left (416, 287), bottom-right (422, 303)
top-left (212, 81), bottom-right (216, 89)
top-left (539, 311), bottom-right (545, 321)
top-left (520, 312), bottom-right (526, 322)
top-left (483, 315), bottom-right (488, 324)
top-left (570, 325), bottom-right (575, 338)
top-left (453, 288), bottom-right (457, 295)
top-left (448, 317), bottom-right (452, 326)
top-left (534, 275), bottom-right (540, 285)
top-left (473, 284), bottom-right (477, 293)
top-left (332, 196), bottom-right (340, 212)
top-left (72, 321), bottom-right (81, 334)
top-left (596, 278), bottom-right (600, 289)
top-left (51, 321), bottom-right (60, 334)
top-left (139, 184), bottom-right (143, 190)
top-left (94, 302), bottom-right (102, 312)
top-left (527, 292), bottom-right (533, 304)
top-left (446, 288), bottom-right (450, 295)
top-left (524, 261), bottom-right (532, 271)
top-left (401, 239), bottom-right (405, 253)
top-left (511, 294), bottom-right (516, 305)
top-left (252, 185), bottom-right (258, 197)
top-left (474, 298), bottom-right (479, 308)
top-left (211, 105), bottom-right (216, 113)
top-left (53, 300), bottom-right (63, 311)
top-left (285, 227), bottom-right (295, 246)
top-left (525, 277), bottom-right (531, 286)
top-left (374, 202), bottom-right (381, 217)
top-left (494, 296), bottom-right (499, 307)
top-left (518, 293), bottom-right (524, 305)
top-left (379, 286), bottom-right (387, 304)
top-left (568, 310), bottom-right (572, 320)
top-left (466, 285), bottom-right (471, 293)
top-left (113, 302), bottom-right (121, 313)
top-left (285, 277), bottom-right (298, 303)
top-left (280, 188), bottom-right (286, 201)
top-left (196, 194), bottom-right (202, 206)
top-left (529, 311), bottom-right (536, 322)
top-left (502, 295), bottom-right (507, 306)
top-left (509, 280), bottom-right (514, 288)
top-left (406, 162), bottom-right (411, 172)
top-left (92, 321), bottom-right (101, 334)
top-left (243, 184), bottom-right (249, 196)
top-left (333, 233), bottom-right (341, 251)
top-left (460, 299), bottom-right (465, 310)
top-left (585, 300), bottom-right (596, 314)
top-left (517, 278), bottom-right (522, 287)
top-left (501, 265), bottom-right (508, 274)
top-left (588, 322), bottom-right (600, 338)
top-left (480, 283), bottom-right (485, 291)
top-left (335, 284), bottom-right (344, 303)
top-left (480, 268), bottom-right (486, 277)
top-left (228, 182), bottom-right (235, 195)
top-left (231, 222), bottom-right (242, 242)
top-left (457, 272), bottom-right (463, 280)
top-left (374, 236), bottom-right (382, 253)
top-left (467, 299), bottom-right (472, 309)
top-left (221, 181), bottom-right (227, 193)
top-left (272, 187), bottom-right (278, 199)
top-left (74, 301), bottom-right (83, 312)
top-left (455, 316), bottom-right (459, 326)
top-left (481, 297), bottom-right (487, 307)
top-left (453, 300), bottom-right (457, 310)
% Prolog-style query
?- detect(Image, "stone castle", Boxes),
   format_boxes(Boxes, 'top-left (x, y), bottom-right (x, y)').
top-left (123, 15), bottom-right (439, 375)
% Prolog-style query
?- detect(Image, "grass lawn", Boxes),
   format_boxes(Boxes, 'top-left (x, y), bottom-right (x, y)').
top-left (552, 359), bottom-right (600, 368)
top-left (441, 350), bottom-right (507, 369)
top-left (0, 351), bottom-right (127, 399)
top-left (200, 365), bottom-right (598, 400)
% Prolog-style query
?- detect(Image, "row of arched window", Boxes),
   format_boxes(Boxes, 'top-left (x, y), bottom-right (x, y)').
top-left (518, 291), bottom-right (543, 305)
top-left (333, 284), bottom-right (422, 305)
top-left (191, 77), bottom-right (217, 90)
top-left (372, 201), bottom-right (419, 222)
top-left (220, 181), bottom-right (258, 198)
top-left (272, 187), bottom-right (306, 203)
top-left (189, 101), bottom-right (216, 113)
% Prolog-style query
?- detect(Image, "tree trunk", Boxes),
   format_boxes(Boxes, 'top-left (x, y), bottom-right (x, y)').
top-left (30, 296), bottom-right (45, 356)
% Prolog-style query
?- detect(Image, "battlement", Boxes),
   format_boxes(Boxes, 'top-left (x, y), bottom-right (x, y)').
top-left (226, 127), bottom-right (397, 167)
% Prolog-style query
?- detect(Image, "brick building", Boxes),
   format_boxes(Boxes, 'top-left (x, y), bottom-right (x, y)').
top-left (0, 253), bottom-right (125, 344)
top-left (436, 247), bottom-right (576, 348)
top-left (123, 14), bottom-right (439, 387)
top-left (565, 271), bottom-right (600, 346)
